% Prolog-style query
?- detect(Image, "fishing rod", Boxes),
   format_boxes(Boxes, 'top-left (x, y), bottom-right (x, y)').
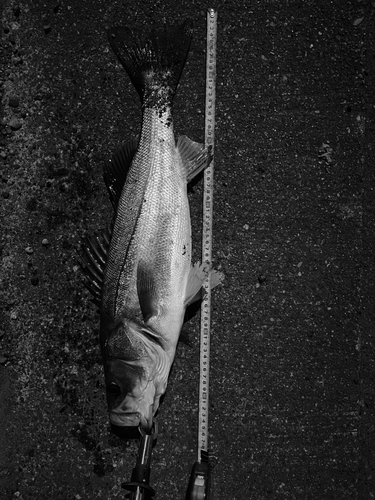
top-left (122, 423), bottom-right (157, 499)
top-left (186, 8), bottom-right (218, 500)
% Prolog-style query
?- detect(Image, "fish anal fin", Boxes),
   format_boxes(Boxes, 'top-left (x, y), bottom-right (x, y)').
top-left (177, 136), bottom-right (213, 183)
top-left (137, 262), bottom-right (160, 322)
top-left (103, 138), bottom-right (139, 209)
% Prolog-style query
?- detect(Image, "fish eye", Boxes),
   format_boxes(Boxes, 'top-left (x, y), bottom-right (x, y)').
top-left (107, 382), bottom-right (121, 398)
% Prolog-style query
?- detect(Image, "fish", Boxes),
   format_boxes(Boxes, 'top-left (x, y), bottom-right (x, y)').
top-left (80, 20), bottom-right (223, 431)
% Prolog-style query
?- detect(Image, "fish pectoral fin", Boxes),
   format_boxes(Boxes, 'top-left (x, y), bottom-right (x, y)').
top-left (184, 262), bottom-right (206, 306)
top-left (177, 135), bottom-right (213, 183)
top-left (184, 262), bottom-right (224, 307)
top-left (137, 262), bottom-right (160, 322)
top-left (210, 268), bottom-right (225, 289)
top-left (103, 137), bottom-right (139, 210)
top-left (134, 322), bottom-right (163, 345)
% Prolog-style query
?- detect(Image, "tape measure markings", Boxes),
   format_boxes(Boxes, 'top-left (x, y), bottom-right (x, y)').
top-left (198, 7), bottom-right (217, 460)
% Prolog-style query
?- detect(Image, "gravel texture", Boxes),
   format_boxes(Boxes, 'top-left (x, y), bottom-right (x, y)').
top-left (0, 0), bottom-right (374, 499)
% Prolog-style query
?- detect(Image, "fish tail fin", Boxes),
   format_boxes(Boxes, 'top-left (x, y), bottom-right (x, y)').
top-left (107, 20), bottom-right (193, 107)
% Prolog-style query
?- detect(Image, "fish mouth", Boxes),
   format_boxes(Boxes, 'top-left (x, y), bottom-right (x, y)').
top-left (110, 410), bottom-right (151, 430)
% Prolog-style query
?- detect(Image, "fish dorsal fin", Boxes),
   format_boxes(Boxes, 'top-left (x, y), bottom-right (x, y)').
top-left (184, 262), bottom-right (224, 307)
top-left (78, 225), bottom-right (112, 306)
top-left (137, 261), bottom-right (160, 322)
top-left (177, 135), bottom-right (213, 183)
top-left (103, 138), bottom-right (139, 210)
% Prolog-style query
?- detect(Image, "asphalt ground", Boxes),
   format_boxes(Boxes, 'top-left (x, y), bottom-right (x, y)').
top-left (0, 0), bottom-right (374, 499)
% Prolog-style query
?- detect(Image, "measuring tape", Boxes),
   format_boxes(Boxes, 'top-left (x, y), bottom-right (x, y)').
top-left (198, 7), bottom-right (217, 460)
top-left (186, 10), bottom-right (217, 499)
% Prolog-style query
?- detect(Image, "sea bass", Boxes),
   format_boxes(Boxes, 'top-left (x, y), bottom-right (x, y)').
top-left (81, 20), bottom-right (222, 430)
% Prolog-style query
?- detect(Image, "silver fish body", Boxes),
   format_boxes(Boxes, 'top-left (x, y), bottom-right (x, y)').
top-left (102, 109), bottom-right (197, 429)
top-left (81, 21), bottom-right (222, 430)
